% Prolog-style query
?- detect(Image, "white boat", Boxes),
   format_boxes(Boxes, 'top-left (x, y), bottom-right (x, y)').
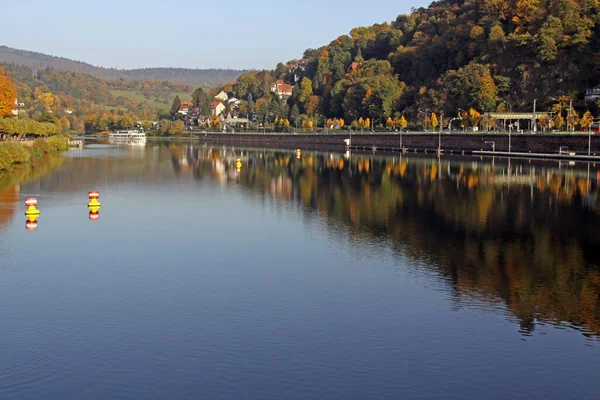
top-left (108, 130), bottom-right (146, 145)
top-left (109, 130), bottom-right (146, 140)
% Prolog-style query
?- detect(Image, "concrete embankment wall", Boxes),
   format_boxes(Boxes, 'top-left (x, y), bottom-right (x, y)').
top-left (195, 133), bottom-right (600, 155)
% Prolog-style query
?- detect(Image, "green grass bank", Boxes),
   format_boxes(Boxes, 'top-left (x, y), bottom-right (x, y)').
top-left (0, 136), bottom-right (69, 171)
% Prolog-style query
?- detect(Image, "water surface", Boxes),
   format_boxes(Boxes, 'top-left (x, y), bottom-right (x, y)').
top-left (1, 142), bottom-right (599, 399)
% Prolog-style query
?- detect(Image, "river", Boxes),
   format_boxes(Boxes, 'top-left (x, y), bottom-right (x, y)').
top-left (0, 141), bottom-right (599, 399)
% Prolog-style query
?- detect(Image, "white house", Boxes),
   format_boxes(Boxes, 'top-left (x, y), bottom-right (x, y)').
top-left (585, 85), bottom-right (600, 102)
top-left (178, 101), bottom-right (194, 115)
top-left (271, 81), bottom-right (293, 100)
top-left (228, 97), bottom-right (241, 106)
top-left (214, 91), bottom-right (228, 102)
top-left (11, 99), bottom-right (18, 116)
top-left (211, 101), bottom-right (226, 117)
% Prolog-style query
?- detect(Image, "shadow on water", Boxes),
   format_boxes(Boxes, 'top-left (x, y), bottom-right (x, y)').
top-left (164, 143), bottom-right (600, 341)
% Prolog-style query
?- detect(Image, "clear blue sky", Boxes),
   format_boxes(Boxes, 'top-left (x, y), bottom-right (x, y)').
top-left (1, 0), bottom-right (431, 70)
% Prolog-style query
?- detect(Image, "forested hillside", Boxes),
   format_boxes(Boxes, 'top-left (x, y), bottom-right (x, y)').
top-left (224, 0), bottom-right (600, 129)
top-left (1, 63), bottom-right (195, 132)
top-left (0, 45), bottom-right (246, 87)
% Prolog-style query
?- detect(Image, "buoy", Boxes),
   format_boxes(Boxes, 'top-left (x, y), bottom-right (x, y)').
top-left (235, 158), bottom-right (242, 169)
top-left (24, 197), bottom-right (40, 217)
top-left (88, 202), bottom-right (101, 221)
top-left (88, 191), bottom-right (101, 208)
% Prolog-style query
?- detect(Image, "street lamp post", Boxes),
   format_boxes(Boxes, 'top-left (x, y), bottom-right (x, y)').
top-left (449, 116), bottom-right (461, 133)
top-left (438, 111), bottom-right (443, 153)
top-left (349, 113), bottom-right (357, 147)
top-left (503, 101), bottom-right (513, 153)
top-left (533, 98), bottom-right (537, 133)
top-left (458, 108), bottom-right (466, 132)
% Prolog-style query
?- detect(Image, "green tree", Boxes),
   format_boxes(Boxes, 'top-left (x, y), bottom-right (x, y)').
top-left (235, 74), bottom-right (260, 100)
top-left (158, 119), bottom-right (170, 135)
top-left (247, 93), bottom-right (255, 114)
top-left (168, 120), bottom-right (185, 136)
top-left (290, 104), bottom-right (300, 124)
top-left (299, 77), bottom-right (313, 104)
top-left (443, 63), bottom-right (498, 112)
top-left (170, 95), bottom-right (181, 117)
top-left (275, 62), bottom-right (287, 79)
top-left (192, 87), bottom-right (211, 116)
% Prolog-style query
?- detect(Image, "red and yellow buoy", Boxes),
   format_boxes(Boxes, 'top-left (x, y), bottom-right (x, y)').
top-left (88, 191), bottom-right (101, 220)
top-left (24, 197), bottom-right (40, 231)
top-left (88, 191), bottom-right (101, 207)
top-left (235, 158), bottom-right (242, 170)
top-left (24, 197), bottom-right (40, 217)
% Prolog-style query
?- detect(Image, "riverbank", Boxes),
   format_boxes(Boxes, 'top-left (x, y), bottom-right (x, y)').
top-left (192, 132), bottom-right (600, 160)
top-left (0, 136), bottom-right (70, 171)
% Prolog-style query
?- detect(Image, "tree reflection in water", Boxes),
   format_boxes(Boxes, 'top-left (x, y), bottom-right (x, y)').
top-left (0, 155), bottom-right (64, 229)
top-left (172, 144), bottom-right (600, 340)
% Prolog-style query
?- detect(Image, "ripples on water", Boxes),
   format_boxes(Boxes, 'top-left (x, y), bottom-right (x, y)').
top-left (0, 142), bottom-right (599, 399)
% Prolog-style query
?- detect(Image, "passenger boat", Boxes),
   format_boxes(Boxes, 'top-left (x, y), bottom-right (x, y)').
top-left (108, 130), bottom-right (146, 140)
top-left (108, 130), bottom-right (146, 145)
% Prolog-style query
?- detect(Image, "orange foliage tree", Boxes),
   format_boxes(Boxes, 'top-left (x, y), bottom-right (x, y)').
top-left (0, 67), bottom-right (18, 118)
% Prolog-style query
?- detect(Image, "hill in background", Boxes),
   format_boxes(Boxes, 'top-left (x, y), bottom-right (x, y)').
top-left (222, 0), bottom-right (600, 130)
top-left (0, 45), bottom-right (247, 87)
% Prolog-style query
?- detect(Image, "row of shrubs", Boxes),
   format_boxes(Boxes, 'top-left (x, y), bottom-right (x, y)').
top-left (0, 136), bottom-right (69, 171)
top-left (0, 118), bottom-right (61, 137)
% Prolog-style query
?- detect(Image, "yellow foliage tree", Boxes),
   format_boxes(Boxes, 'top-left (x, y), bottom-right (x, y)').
top-left (580, 111), bottom-right (594, 131)
top-left (567, 111), bottom-right (580, 132)
top-left (468, 108), bottom-right (481, 128)
top-left (339, 118), bottom-right (345, 128)
top-left (554, 114), bottom-right (565, 130)
top-left (386, 116), bottom-right (393, 128)
top-left (358, 117), bottom-right (365, 128)
top-left (431, 112), bottom-right (439, 130)
top-left (0, 67), bottom-right (17, 118)
top-left (365, 118), bottom-right (371, 129)
top-left (400, 115), bottom-right (408, 129)
top-left (307, 120), bottom-right (313, 129)
top-left (38, 92), bottom-right (56, 109)
top-left (168, 120), bottom-right (185, 135)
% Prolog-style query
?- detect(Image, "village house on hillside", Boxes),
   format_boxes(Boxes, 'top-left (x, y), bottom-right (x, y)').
top-left (178, 101), bottom-right (194, 115)
top-left (11, 99), bottom-right (21, 116)
top-left (271, 80), bottom-right (293, 100)
top-left (214, 91), bottom-right (228, 102)
top-left (211, 101), bottom-right (225, 117)
top-left (585, 85), bottom-right (600, 102)
top-left (288, 60), bottom-right (306, 83)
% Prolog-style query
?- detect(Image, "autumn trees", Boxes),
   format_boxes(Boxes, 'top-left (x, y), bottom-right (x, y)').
top-left (0, 67), bottom-right (17, 118)
top-left (2, 63), bottom-right (196, 134)
top-left (222, 0), bottom-right (600, 131)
